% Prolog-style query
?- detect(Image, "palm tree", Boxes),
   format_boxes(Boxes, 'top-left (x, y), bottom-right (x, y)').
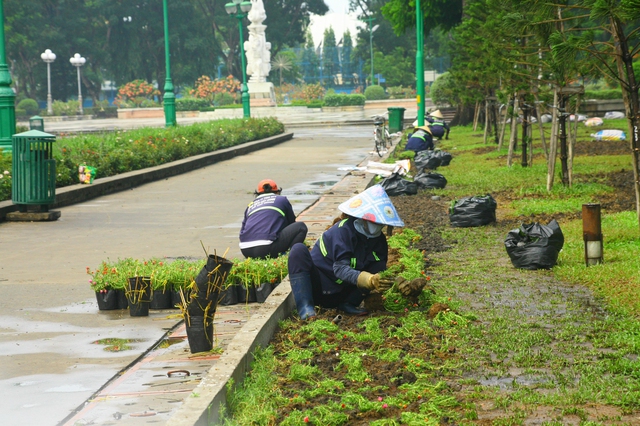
top-left (271, 52), bottom-right (293, 85)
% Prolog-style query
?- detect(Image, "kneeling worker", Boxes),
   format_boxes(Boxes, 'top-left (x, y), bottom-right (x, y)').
top-left (239, 179), bottom-right (308, 259)
top-left (405, 125), bottom-right (434, 153)
top-left (287, 185), bottom-right (404, 319)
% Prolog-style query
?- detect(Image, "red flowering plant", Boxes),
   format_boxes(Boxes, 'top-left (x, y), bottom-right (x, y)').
top-left (189, 75), bottom-right (240, 104)
top-left (113, 79), bottom-right (161, 108)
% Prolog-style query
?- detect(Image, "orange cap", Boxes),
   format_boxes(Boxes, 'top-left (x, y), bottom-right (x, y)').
top-left (256, 179), bottom-right (280, 194)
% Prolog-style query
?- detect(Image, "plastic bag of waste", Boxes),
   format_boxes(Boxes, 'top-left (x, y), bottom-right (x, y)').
top-left (449, 195), bottom-right (496, 227)
top-left (414, 150), bottom-right (441, 171)
top-left (591, 130), bottom-right (626, 141)
top-left (414, 172), bottom-right (447, 190)
top-left (380, 173), bottom-right (417, 196)
top-left (432, 150), bottom-right (453, 166)
top-left (504, 219), bottom-right (564, 270)
top-left (584, 117), bottom-right (603, 127)
top-left (540, 114), bottom-right (553, 123)
top-left (604, 111), bottom-right (625, 119)
top-left (569, 114), bottom-right (587, 122)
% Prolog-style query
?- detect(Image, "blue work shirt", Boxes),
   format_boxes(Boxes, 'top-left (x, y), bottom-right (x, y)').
top-left (239, 193), bottom-right (296, 247)
top-left (405, 129), bottom-right (434, 152)
top-left (310, 217), bottom-right (387, 295)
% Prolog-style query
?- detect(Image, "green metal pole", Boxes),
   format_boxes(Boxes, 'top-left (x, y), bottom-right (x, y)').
top-left (416, 0), bottom-right (425, 127)
top-left (368, 15), bottom-right (375, 87)
top-left (237, 14), bottom-right (250, 118)
top-left (162, 0), bottom-right (176, 127)
top-left (0, 0), bottom-right (16, 153)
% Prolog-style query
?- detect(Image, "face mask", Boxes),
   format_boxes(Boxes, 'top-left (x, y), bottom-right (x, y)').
top-left (354, 218), bottom-right (384, 238)
top-left (365, 221), bottom-right (384, 235)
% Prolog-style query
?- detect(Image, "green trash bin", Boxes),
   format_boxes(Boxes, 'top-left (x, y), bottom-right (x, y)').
top-left (387, 107), bottom-right (406, 133)
top-left (12, 130), bottom-right (57, 206)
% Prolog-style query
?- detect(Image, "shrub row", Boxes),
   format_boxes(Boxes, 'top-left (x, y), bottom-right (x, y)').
top-left (0, 117), bottom-right (284, 201)
top-left (584, 89), bottom-right (623, 100)
top-left (323, 94), bottom-right (366, 107)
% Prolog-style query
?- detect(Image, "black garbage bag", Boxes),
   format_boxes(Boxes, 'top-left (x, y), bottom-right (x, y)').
top-left (414, 172), bottom-right (447, 189)
top-left (433, 150), bottom-right (453, 166)
top-left (414, 150), bottom-right (441, 170)
top-left (504, 219), bottom-right (565, 270)
top-left (449, 195), bottom-right (496, 227)
top-left (380, 173), bottom-right (417, 196)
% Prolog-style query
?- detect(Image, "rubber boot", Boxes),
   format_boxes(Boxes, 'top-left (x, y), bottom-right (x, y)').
top-left (337, 288), bottom-right (368, 316)
top-left (289, 272), bottom-right (316, 320)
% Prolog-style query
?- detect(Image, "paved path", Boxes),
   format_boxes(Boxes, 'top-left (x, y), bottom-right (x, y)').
top-left (0, 121), bottom-right (391, 425)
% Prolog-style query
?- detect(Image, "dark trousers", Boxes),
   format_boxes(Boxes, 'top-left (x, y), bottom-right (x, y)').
top-left (241, 221), bottom-right (308, 259)
top-left (288, 243), bottom-right (367, 308)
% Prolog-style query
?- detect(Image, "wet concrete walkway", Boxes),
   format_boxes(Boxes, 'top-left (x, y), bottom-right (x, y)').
top-left (0, 119), bottom-right (398, 425)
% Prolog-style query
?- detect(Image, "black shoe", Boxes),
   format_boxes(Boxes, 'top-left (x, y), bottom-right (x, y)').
top-left (337, 303), bottom-right (368, 316)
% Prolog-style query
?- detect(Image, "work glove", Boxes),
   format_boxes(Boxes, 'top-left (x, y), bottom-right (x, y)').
top-left (397, 277), bottom-right (428, 298)
top-left (356, 272), bottom-right (391, 293)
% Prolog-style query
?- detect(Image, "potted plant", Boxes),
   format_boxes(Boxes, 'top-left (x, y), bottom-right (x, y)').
top-left (88, 260), bottom-right (129, 310)
top-left (179, 251), bottom-right (233, 353)
top-left (124, 259), bottom-right (153, 317)
top-left (148, 258), bottom-right (173, 310)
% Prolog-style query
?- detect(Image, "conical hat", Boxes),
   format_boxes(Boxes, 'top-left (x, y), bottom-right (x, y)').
top-left (429, 109), bottom-right (444, 119)
top-left (338, 185), bottom-right (405, 227)
top-left (413, 125), bottom-right (432, 134)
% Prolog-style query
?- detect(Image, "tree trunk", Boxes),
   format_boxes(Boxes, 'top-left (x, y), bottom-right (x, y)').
top-left (547, 88), bottom-right (559, 191)
top-left (498, 95), bottom-right (511, 150)
top-left (521, 103), bottom-right (529, 167)
top-left (507, 94), bottom-right (519, 167)
top-left (610, 16), bottom-right (640, 229)
top-left (568, 94), bottom-right (581, 188)
top-left (533, 92), bottom-right (549, 160)
top-left (472, 101), bottom-right (481, 131)
top-left (483, 98), bottom-right (490, 144)
top-left (558, 94), bottom-right (569, 186)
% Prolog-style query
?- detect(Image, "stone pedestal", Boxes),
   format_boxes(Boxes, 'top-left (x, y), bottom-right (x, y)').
top-left (248, 82), bottom-right (276, 107)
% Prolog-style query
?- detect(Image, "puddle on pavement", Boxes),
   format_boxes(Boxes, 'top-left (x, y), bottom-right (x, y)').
top-left (157, 337), bottom-right (184, 349)
top-left (93, 338), bottom-right (144, 352)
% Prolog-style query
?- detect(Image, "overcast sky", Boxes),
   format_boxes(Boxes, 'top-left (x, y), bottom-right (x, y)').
top-left (308, 0), bottom-right (362, 47)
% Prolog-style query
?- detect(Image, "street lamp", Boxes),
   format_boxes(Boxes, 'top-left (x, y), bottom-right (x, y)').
top-left (369, 24), bottom-right (379, 86)
top-left (162, 0), bottom-right (176, 127)
top-left (41, 49), bottom-right (56, 115)
top-left (225, 0), bottom-right (252, 118)
top-left (69, 53), bottom-right (86, 115)
top-left (0, 0), bottom-right (15, 153)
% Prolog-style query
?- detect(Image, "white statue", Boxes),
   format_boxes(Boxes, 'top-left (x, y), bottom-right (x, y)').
top-left (244, 0), bottom-right (271, 83)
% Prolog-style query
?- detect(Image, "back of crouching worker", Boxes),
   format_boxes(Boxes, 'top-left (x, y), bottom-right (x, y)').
top-left (239, 179), bottom-right (308, 259)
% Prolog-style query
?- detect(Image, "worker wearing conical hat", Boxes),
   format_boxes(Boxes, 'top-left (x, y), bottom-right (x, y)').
top-left (287, 185), bottom-right (404, 319)
top-left (426, 109), bottom-right (450, 139)
top-left (405, 124), bottom-right (434, 153)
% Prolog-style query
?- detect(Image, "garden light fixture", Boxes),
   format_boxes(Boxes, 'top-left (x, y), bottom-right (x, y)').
top-left (69, 53), bottom-right (86, 115)
top-left (225, 0), bottom-right (252, 118)
top-left (41, 49), bottom-right (56, 115)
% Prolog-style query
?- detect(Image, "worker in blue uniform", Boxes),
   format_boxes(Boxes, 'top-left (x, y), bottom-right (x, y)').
top-left (287, 185), bottom-right (405, 319)
top-left (426, 109), bottom-right (450, 139)
top-left (239, 179), bottom-right (308, 259)
top-left (405, 125), bottom-right (434, 153)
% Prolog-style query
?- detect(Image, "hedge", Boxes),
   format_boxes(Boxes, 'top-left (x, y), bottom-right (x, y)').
top-left (323, 94), bottom-right (366, 107)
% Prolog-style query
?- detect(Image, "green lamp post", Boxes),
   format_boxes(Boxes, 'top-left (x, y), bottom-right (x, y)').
top-left (0, 0), bottom-right (16, 153)
top-left (415, 0), bottom-right (425, 127)
top-left (162, 0), bottom-right (176, 127)
top-left (225, 0), bottom-right (252, 119)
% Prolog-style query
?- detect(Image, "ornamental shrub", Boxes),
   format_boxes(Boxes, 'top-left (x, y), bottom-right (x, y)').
top-left (114, 80), bottom-right (161, 108)
top-left (583, 89), bottom-right (623, 100)
top-left (189, 75), bottom-right (240, 102)
top-left (175, 98), bottom-right (211, 111)
top-left (364, 85), bottom-right (386, 100)
top-left (323, 94), bottom-right (365, 107)
top-left (17, 98), bottom-right (39, 116)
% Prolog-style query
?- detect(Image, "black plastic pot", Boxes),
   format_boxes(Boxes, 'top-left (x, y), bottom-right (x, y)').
top-left (150, 289), bottom-right (173, 309)
top-left (219, 283), bottom-right (239, 306)
top-left (187, 255), bottom-right (233, 316)
top-left (255, 282), bottom-right (273, 303)
top-left (185, 316), bottom-right (214, 353)
top-left (117, 289), bottom-right (128, 309)
top-left (171, 289), bottom-right (182, 308)
top-left (236, 283), bottom-right (257, 303)
top-left (95, 290), bottom-right (119, 310)
top-left (127, 276), bottom-right (151, 317)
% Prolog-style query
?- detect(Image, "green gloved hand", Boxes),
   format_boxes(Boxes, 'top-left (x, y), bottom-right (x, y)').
top-left (357, 272), bottom-right (391, 293)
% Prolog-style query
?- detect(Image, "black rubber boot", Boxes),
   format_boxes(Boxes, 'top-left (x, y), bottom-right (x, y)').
top-left (289, 272), bottom-right (317, 320)
top-left (337, 288), bottom-right (368, 316)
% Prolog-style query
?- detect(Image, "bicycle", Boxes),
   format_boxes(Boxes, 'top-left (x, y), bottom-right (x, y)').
top-left (372, 113), bottom-right (391, 157)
